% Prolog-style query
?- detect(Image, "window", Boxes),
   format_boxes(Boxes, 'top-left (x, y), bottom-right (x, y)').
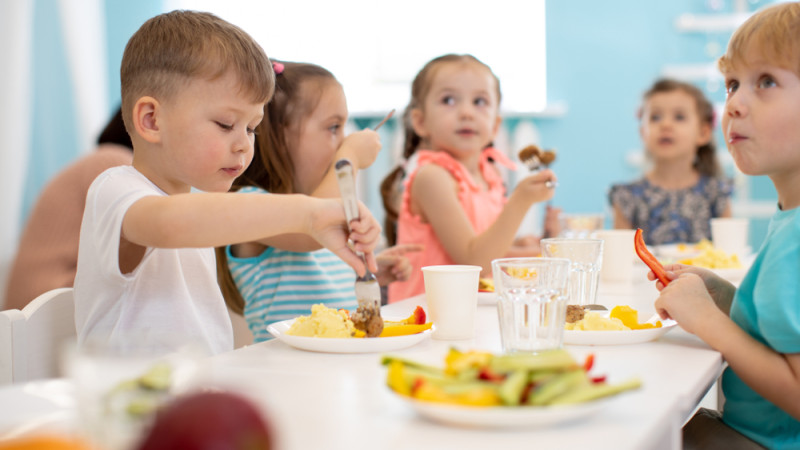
top-left (164, 0), bottom-right (547, 114)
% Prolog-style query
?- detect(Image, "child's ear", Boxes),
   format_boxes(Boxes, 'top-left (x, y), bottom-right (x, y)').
top-left (410, 108), bottom-right (428, 139)
top-left (491, 116), bottom-right (502, 138)
top-left (132, 96), bottom-right (162, 144)
top-left (697, 122), bottom-right (713, 146)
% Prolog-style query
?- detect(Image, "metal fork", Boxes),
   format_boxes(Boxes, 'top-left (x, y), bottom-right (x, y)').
top-left (334, 159), bottom-right (383, 336)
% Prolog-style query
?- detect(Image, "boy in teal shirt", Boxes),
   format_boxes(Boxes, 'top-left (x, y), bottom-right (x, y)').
top-left (651, 3), bottom-right (800, 448)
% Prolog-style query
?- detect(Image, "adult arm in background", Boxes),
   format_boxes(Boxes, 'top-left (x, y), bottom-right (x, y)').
top-left (3, 144), bottom-right (132, 310)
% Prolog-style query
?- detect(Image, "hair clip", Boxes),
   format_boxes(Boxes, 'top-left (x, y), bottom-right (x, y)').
top-left (272, 62), bottom-right (284, 75)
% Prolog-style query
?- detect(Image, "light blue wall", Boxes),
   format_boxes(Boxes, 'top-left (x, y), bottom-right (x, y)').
top-left (540, 0), bottom-right (775, 249)
top-left (21, 0), bottom-right (778, 249)
top-left (21, 0), bottom-right (161, 223)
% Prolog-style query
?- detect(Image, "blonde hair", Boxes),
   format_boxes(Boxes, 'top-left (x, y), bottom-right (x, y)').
top-left (718, 2), bottom-right (800, 77)
top-left (120, 10), bottom-right (274, 134)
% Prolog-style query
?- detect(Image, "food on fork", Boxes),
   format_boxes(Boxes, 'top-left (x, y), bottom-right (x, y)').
top-left (383, 348), bottom-right (641, 407)
top-left (351, 303), bottom-right (384, 337)
top-left (518, 144), bottom-right (557, 171)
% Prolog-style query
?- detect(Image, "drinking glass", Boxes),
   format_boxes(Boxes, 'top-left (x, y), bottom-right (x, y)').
top-left (540, 238), bottom-right (604, 306)
top-left (492, 257), bottom-right (571, 353)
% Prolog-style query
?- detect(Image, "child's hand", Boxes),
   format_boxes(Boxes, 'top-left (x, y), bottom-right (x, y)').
top-left (510, 169), bottom-right (557, 206)
top-left (543, 204), bottom-right (562, 238)
top-left (654, 272), bottom-right (728, 336)
top-left (310, 198), bottom-right (381, 276)
top-left (375, 243), bottom-right (424, 286)
top-left (337, 130), bottom-right (382, 169)
top-left (649, 263), bottom-right (736, 312)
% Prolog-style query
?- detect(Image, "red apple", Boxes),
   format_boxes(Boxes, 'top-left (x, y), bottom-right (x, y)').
top-left (137, 391), bottom-right (272, 450)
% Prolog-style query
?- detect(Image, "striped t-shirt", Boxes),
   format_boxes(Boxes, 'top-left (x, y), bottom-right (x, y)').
top-left (225, 187), bottom-right (357, 342)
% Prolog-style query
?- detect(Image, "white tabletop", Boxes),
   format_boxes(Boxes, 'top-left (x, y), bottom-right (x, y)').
top-left (0, 279), bottom-right (723, 450)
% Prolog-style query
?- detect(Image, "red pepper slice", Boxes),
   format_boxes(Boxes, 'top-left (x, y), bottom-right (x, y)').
top-left (634, 228), bottom-right (670, 285)
top-left (582, 354), bottom-right (595, 372)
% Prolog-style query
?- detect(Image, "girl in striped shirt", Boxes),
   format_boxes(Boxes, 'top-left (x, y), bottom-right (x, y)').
top-left (217, 61), bottom-right (418, 342)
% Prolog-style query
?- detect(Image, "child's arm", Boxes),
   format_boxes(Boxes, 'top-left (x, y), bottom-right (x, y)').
top-left (248, 130), bottom-right (383, 253)
top-left (654, 274), bottom-right (800, 420)
top-left (122, 192), bottom-right (379, 274)
top-left (612, 204), bottom-right (633, 229)
top-left (411, 165), bottom-right (555, 270)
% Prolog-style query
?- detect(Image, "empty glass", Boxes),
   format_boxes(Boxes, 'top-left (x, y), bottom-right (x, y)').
top-left (540, 238), bottom-right (604, 307)
top-left (492, 257), bottom-right (571, 353)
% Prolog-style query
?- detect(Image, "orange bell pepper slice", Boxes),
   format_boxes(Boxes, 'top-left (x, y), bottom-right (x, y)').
top-left (634, 228), bottom-right (670, 286)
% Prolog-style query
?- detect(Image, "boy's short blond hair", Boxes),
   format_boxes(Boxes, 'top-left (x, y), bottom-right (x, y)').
top-left (718, 2), bottom-right (800, 77)
top-left (120, 10), bottom-right (274, 134)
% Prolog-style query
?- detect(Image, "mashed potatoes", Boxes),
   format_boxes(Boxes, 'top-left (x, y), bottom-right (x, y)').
top-left (678, 240), bottom-right (742, 269)
top-left (286, 304), bottom-right (356, 338)
top-left (565, 312), bottom-right (630, 331)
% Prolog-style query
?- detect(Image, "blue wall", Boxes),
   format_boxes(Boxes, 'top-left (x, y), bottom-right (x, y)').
top-left (541, 0), bottom-right (775, 248)
top-left (21, 0), bottom-right (778, 249)
top-left (22, 0), bottom-right (161, 222)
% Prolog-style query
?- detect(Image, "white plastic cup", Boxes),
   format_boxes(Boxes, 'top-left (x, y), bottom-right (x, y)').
top-left (422, 265), bottom-right (481, 340)
top-left (593, 229), bottom-right (636, 284)
top-left (710, 218), bottom-right (749, 256)
top-left (540, 238), bottom-right (604, 306)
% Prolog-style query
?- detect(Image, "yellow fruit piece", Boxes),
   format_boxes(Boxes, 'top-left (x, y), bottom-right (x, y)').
top-left (386, 360), bottom-right (412, 396)
top-left (454, 387), bottom-right (502, 407)
top-left (610, 305), bottom-right (661, 330)
top-left (379, 322), bottom-right (433, 337)
top-left (0, 435), bottom-right (92, 450)
top-left (413, 379), bottom-right (455, 404)
top-left (444, 348), bottom-right (492, 376)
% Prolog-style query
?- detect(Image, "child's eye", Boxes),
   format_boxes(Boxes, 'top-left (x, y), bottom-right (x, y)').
top-left (474, 97), bottom-right (489, 107)
top-left (246, 127), bottom-right (257, 136)
top-left (441, 95), bottom-right (456, 106)
top-left (215, 121), bottom-right (233, 131)
top-left (675, 113), bottom-right (686, 122)
top-left (757, 75), bottom-right (776, 89)
top-left (328, 124), bottom-right (341, 133)
top-left (725, 79), bottom-right (739, 95)
top-left (649, 113), bottom-right (662, 122)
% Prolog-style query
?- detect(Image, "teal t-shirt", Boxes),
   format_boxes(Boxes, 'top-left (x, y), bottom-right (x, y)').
top-left (722, 207), bottom-right (800, 448)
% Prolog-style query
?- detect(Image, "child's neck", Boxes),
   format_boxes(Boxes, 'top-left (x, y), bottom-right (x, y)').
top-left (647, 159), bottom-right (699, 190)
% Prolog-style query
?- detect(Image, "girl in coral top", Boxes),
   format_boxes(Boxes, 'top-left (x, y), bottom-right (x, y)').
top-left (382, 54), bottom-right (557, 303)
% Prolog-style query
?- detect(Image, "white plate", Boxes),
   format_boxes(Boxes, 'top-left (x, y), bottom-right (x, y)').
top-left (397, 394), bottom-right (610, 428)
top-left (267, 319), bottom-right (432, 353)
top-left (477, 291), bottom-right (497, 305)
top-left (564, 320), bottom-right (678, 346)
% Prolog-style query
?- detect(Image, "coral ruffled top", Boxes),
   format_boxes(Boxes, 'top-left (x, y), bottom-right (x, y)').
top-left (387, 148), bottom-right (515, 303)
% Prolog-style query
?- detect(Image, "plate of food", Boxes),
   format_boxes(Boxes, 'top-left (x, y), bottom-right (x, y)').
top-left (563, 305), bottom-right (678, 346)
top-left (398, 394), bottom-right (611, 428)
top-left (383, 348), bottom-right (640, 428)
top-left (267, 304), bottom-right (432, 354)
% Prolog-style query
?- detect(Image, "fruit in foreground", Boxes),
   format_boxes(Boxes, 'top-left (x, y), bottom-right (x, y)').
top-left (137, 391), bottom-right (272, 450)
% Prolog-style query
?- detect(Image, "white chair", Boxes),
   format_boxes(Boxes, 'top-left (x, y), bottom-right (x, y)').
top-left (0, 288), bottom-right (75, 384)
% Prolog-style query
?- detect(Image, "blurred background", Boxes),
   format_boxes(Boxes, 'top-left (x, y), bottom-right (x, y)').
top-left (0, 0), bottom-right (781, 297)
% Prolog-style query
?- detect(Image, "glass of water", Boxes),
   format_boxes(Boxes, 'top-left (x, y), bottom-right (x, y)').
top-left (492, 257), bottom-right (571, 353)
top-left (540, 238), bottom-right (604, 307)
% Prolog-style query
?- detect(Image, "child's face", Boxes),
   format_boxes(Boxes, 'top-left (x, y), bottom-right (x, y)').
top-left (639, 90), bottom-right (710, 163)
top-left (149, 71), bottom-right (264, 194)
top-left (411, 62), bottom-right (501, 159)
top-left (722, 47), bottom-right (800, 182)
top-left (287, 81), bottom-right (348, 195)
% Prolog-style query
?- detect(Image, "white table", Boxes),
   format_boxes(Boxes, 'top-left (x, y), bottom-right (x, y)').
top-left (0, 280), bottom-right (723, 450)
